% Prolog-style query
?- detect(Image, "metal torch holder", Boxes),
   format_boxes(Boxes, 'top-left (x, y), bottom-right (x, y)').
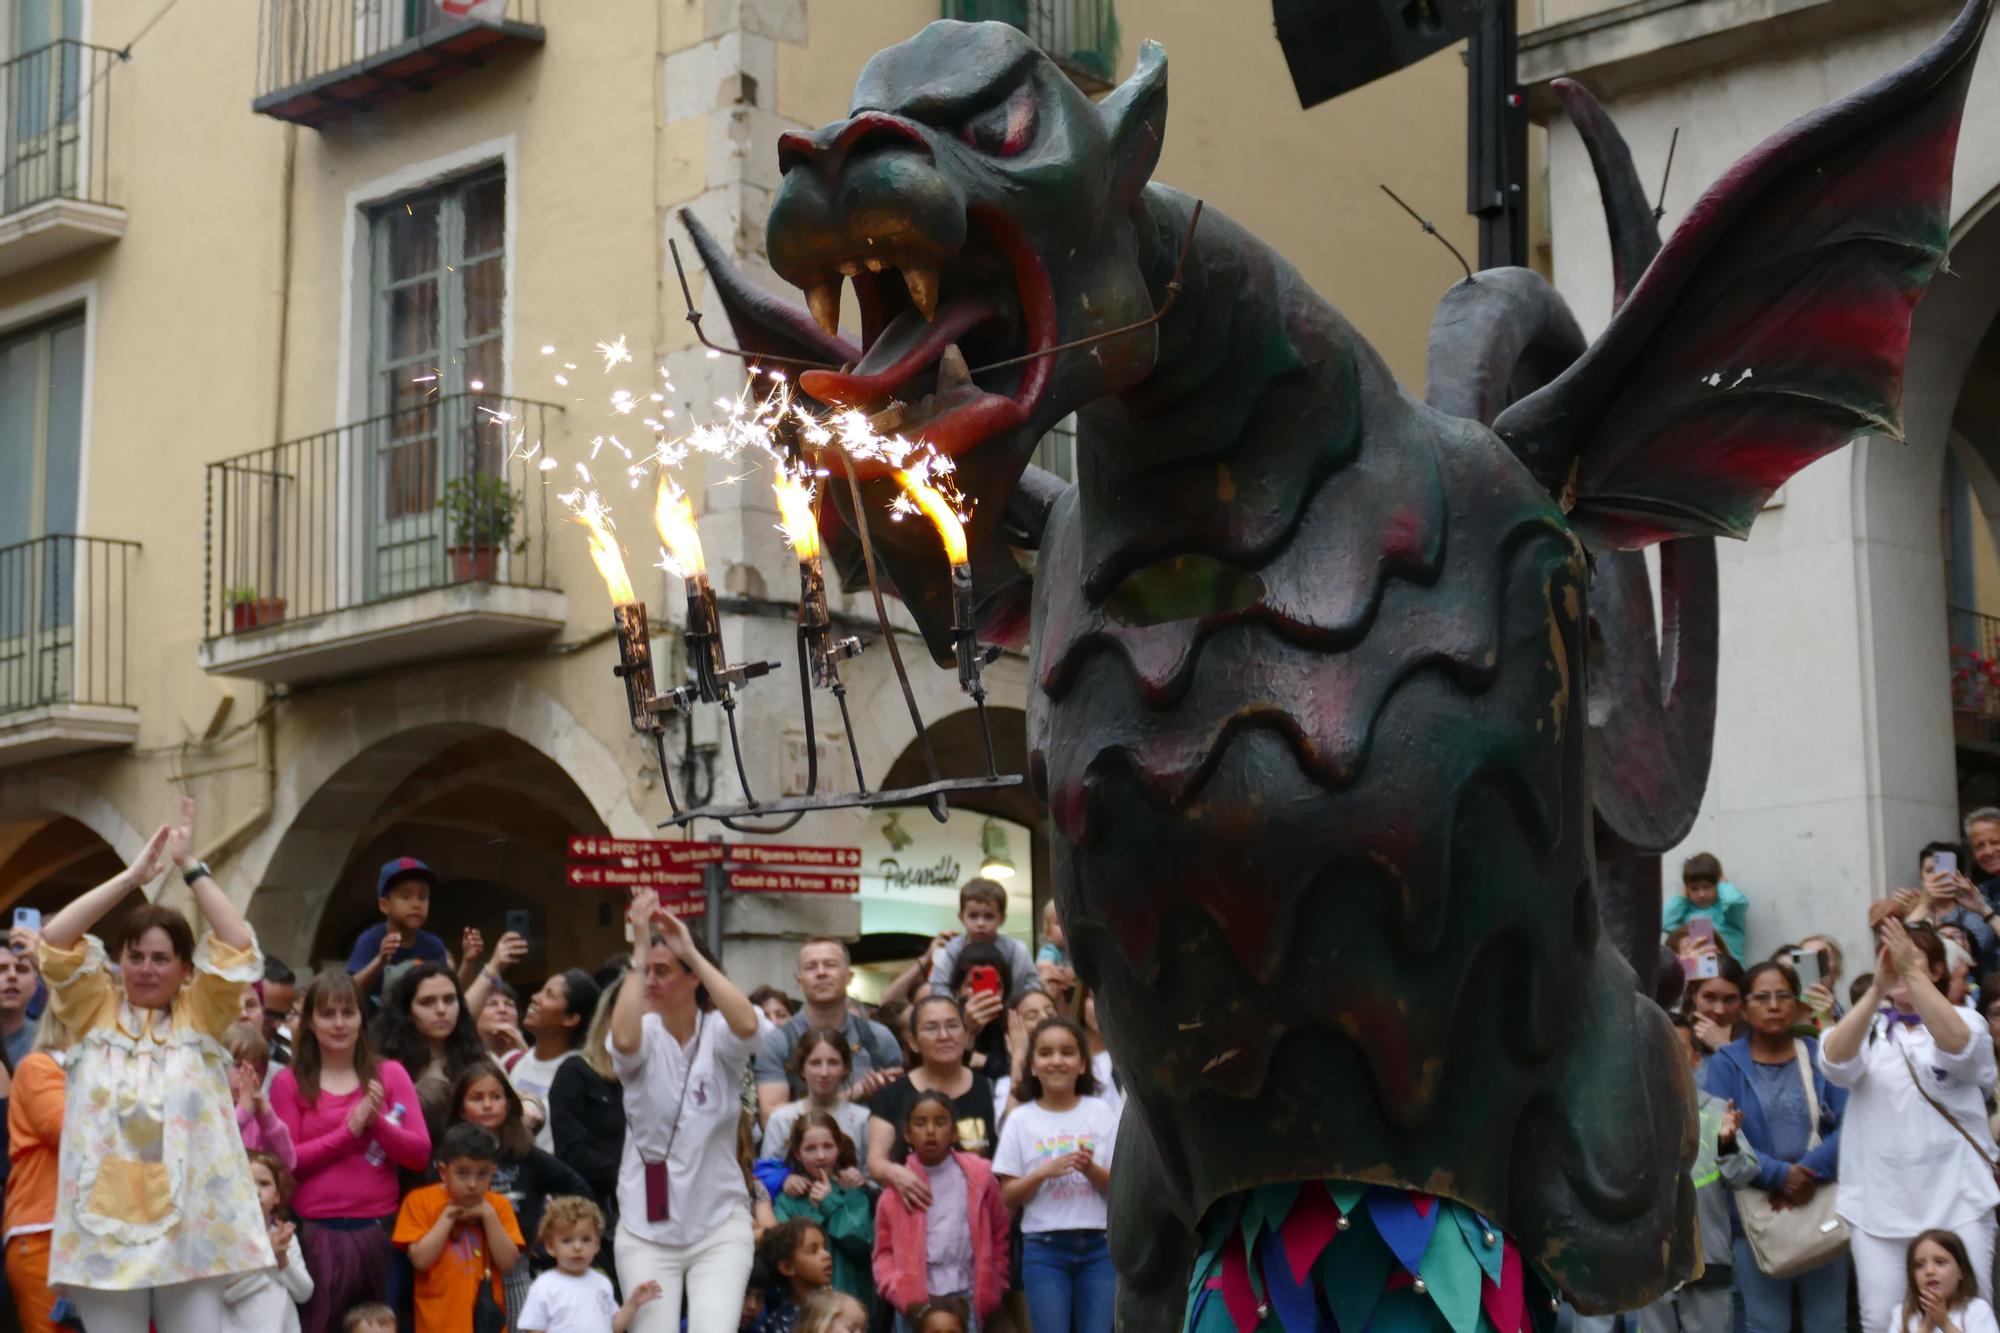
top-left (612, 456), bottom-right (1021, 833)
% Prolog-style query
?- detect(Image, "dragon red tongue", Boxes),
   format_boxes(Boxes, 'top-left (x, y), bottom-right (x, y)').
top-left (801, 293), bottom-right (996, 407)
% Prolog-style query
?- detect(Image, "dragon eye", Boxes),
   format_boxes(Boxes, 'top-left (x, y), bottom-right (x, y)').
top-left (959, 86), bottom-right (1035, 157)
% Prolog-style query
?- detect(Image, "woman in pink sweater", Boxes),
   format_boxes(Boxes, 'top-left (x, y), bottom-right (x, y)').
top-left (269, 971), bottom-right (430, 1333)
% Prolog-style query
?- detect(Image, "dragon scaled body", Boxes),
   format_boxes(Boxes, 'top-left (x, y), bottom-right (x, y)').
top-left (691, 4), bottom-right (1994, 1324)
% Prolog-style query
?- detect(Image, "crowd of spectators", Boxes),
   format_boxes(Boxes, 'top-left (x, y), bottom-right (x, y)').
top-left (0, 810), bottom-right (1103, 1333)
top-left (9, 791), bottom-right (2000, 1332)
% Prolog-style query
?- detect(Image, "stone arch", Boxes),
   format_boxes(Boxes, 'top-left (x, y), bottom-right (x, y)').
top-left (239, 679), bottom-right (648, 967)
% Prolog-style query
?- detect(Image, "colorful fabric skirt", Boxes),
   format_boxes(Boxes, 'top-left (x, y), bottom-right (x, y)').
top-left (1183, 1182), bottom-right (1557, 1333)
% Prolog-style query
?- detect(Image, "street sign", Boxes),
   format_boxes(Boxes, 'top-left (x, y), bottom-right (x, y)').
top-left (566, 865), bottom-right (705, 890)
top-left (726, 844), bottom-right (862, 870)
top-left (727, 870), bottom-right (860, 895)
top-left (567, 837), bottom-right (864, 903)
top-left (567, 837), bottom-right (724, 865)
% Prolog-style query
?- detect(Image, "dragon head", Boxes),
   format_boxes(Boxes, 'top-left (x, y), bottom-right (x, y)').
top-left (760, 21), bottom-right (1167, 650)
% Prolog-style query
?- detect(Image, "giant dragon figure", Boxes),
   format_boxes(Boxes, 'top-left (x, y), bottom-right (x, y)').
top-left (685, 1), bottom-right (1993, 1324)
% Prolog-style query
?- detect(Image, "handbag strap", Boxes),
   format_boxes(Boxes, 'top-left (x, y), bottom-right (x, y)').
top-left (1896, 1037), bottom-right (2000, 1170)
top-left (652, 1014), bottom-right (706, 1168)
top-left (1791, 1039), bottom-right (1823, 1149)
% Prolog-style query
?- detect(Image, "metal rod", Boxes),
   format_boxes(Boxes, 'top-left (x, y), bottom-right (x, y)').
top-left (1653, 126), bottom-right (1680, 223)
top-left (837, 451), bottom-right (949, 823)
top-left (668, 237), bottom-right (837, 369)
top-left (834, 684), bottom-right (867, 792)
top-left (966, 199), bottom-right (1205, 376)
top-left (721, 695), bottom-right (756, 806)
top-left (668, 200), bottom-right (1206, 380)
top-left (973, 689), bottom-right (999, 778)
top-left (659, 773), bottom-right (1024, 828)
top-left (1378, 185), bottom-right (1474, 284)
top-left (651, 729), bottom-right (685, 818)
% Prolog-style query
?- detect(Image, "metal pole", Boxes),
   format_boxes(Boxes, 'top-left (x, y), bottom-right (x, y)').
top-left (1466, 0), bottom-right (1527, 269)
top-left (704, 833), bottom-right (725, 962)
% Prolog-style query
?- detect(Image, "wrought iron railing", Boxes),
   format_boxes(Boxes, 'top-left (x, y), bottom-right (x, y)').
top-left (255, 0), bottom-right (541, 101)
top-left (943, 0), bottom-right (1120, 91)
top-left (1951, 605), bottom-right (2000, 745)
top-left (0, 535), bottom-right (138, 714)
top-left (202, 393), bottom-right (562, 641)
top-left (0, 41), bottom-right (120, 217)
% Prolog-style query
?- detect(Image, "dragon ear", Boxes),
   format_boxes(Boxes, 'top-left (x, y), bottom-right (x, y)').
top-left (1099, 39), bottom-right (1167, 210)
top-left (1495, 0), bottom-right (1992, 550)
top-left (676, 209), bottom-right (861, 367)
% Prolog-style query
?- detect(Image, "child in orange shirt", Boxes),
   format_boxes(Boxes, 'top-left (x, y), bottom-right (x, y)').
top-left (394, 1123), bottom-right (525, 1333)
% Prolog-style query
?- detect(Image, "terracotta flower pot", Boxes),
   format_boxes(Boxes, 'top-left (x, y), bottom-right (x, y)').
top-left (447, 544), bottom-right (500, 583)
top-left (230, 597), bottom-right (287, 633)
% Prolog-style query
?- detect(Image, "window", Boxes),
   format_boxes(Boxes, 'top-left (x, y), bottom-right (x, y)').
top-left (4, 0), bottom-right (85, 212)
top-left (0, 311), bottom-right (83, 549)
top-left (0, 309), bottom-right (83, 703)
top-left (366, 168), bottom-right (504, 595)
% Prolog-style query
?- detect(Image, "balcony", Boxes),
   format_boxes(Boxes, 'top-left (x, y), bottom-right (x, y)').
top-left (198, 393), bottom-right (567, 685)
top-left (944, 0), bottom-right (1119, 94)
top-left (254, 0), bottom-right (545, 128)
top-left (0, 535), bottom-right (140, 766)
top-left (0, 42), bottom-right (126, 278)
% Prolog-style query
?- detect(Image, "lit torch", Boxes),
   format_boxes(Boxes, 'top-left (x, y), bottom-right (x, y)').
top-left (568, 493), bottom-right (665, 737)
top-left (774, 463), bottom-right (861, 689)
top-left (891, 459), bottom-right (987, 697)
top-left (654, 475), bottom-right (729, 702)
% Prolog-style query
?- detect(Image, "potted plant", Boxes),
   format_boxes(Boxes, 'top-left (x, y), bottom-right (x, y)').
top-left (223, 584), bottom-right (287, 633)
top-left (441, 473), bottom-right (522, 583)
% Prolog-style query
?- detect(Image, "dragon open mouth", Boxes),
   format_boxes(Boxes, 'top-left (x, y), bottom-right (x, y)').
top-left (797, 205), bottom-right (1056, 475)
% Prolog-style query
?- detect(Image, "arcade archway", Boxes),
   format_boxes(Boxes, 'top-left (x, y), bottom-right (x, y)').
top-left (249, 725), bottom-right (623, 982)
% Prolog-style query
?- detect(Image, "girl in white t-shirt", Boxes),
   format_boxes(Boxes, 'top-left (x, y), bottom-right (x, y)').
top-left (993, 1017), bottom-right (1118, 1333)
top-left (1889, 1230), bottom-right (2000, 1333)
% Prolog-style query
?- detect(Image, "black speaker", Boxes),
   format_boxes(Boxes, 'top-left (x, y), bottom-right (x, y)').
top-left (1273, 0), bottom-right (1488, 107)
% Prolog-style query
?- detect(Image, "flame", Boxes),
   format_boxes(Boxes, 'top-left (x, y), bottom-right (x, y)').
top-left (772, 467), bottom-right (822, 562)
top-left (654, 475), bottom-right (709, 581)
top-left (894, 466), bottom-right (969, 566)
top-left (569, 492), bottom-right (636, 605)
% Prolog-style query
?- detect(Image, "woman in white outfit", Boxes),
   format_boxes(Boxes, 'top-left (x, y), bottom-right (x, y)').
top-left (607, 889), bottom-right (763, 1333)
top-left (1821, 917), bottom-right (1999, 1333)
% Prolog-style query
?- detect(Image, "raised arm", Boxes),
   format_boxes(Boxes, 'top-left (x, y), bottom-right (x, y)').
top-left (44, 822), bottom-right (170, 950)
top-left (654, 903), bottom-right (758, 1041)
top-left (611, 892), bottom-right (657, 1057)
top-left (169, 797), bottom-right (253, 951)
top-left (1884, 917), bottom-right (1973, 1054)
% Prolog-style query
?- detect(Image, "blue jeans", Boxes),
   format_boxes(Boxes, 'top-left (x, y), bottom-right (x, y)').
top-left (1730, 1233), bottom-right (1848, 1333)
top-left (1022, 1230), bottom-right (1115, 1333)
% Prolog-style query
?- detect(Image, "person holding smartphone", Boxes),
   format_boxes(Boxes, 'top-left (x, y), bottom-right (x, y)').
top-left (1906, 842), bottom-right (2000, 980)
top-left (607, 888), bottom-right (762, 1333)
top-left (1, 909), bottom-right (42, 1069)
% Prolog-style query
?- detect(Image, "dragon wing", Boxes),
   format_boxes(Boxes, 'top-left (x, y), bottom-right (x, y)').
top-left (1494, 0), bottom-right (1993, 550)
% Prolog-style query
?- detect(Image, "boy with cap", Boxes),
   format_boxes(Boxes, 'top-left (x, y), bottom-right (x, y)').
top-left (348, 856), bottom-right (451, 1004)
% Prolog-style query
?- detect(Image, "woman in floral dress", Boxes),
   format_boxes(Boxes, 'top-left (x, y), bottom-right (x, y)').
top-left (37, 796), bottom-right (273, 1332)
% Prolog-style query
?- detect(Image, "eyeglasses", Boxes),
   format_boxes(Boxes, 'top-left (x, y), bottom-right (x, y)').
top-left (916, 1023), bottom-right (964, 1038)
top-left (1746, 992), bottom-right (1797, 1005)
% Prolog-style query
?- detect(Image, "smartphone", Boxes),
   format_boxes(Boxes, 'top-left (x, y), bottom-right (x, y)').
top-left (643, 1159), bottom-right (670, 1222)
top-left (1813, 948), bottom-right (1832, 983)
top-left (505, 909), bottom-right (531, 941)
top-left (967, 964), bottom-right (1002, 999)
top-left (1694, 954), bottom-right (1721, 979)
top-left (11, 907), bottom-right (39, 951)
top-left (1687, 918), bottom-right (1716, 941)
top-left (1935, 850), bottom-right (1959, 876)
